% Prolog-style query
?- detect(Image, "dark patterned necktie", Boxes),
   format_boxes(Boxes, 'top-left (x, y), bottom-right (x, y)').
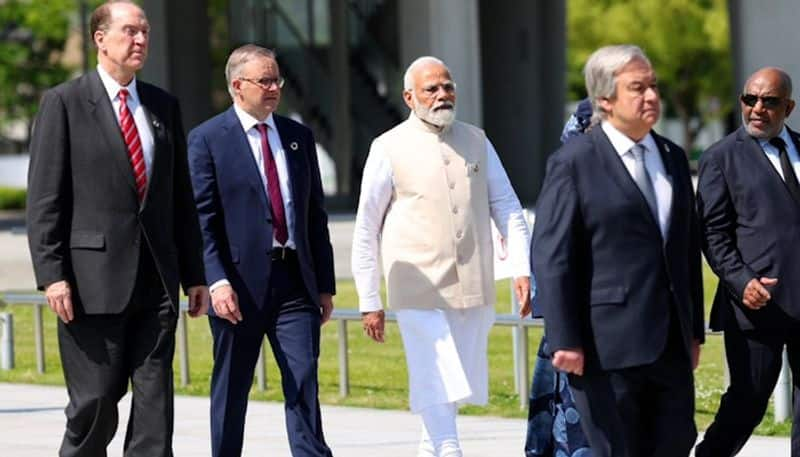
top-left (256, 124), bottom-right (288, 245)
top-left (769, 137), bottom-right (800, 204)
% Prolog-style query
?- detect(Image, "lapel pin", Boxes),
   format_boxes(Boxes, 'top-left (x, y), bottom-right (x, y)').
top-left (289, 141), bottom-right (299, 151)
top-left (152, 119), bottom-right (161, 128)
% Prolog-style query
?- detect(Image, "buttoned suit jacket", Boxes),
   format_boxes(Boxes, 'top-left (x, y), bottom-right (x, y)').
top-left (27, 70), bottom-right (205, 314)
top-left (532, 126), bottom-right (704, 371)
top-left (698, 126), bottom-right (800, 331)
top-left (187, 107), bottom-right (335, 312)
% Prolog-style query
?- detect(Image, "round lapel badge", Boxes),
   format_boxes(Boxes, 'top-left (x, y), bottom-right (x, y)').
top-left (290, 141), bottom-right (299, 151)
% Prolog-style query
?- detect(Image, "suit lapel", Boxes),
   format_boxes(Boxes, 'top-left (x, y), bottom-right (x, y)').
top-left (136, 82), bottom-right (168, 211)
top-left (651, 132), bottom-right (682, 244)
top-left (593, 127), bottom-right (661, 230)
top-left (86, 70), bottom-right (138, 195)
top-left (735, 126), bottom-right (796, 204)
top-left (274, 115), bottom-right (304, 208)
top-left (221, 107), bottom-right (270, 212)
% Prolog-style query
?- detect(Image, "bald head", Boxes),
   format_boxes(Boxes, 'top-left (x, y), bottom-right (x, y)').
top-left (741, 67), bottom-right (795, 139)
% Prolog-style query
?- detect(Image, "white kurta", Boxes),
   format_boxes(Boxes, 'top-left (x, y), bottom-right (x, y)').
top-left (351, 120), bottom-right (530, 412)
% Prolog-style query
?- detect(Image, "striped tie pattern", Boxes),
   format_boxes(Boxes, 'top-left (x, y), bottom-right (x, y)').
top-left (118, 89), bottom-right (147, 202)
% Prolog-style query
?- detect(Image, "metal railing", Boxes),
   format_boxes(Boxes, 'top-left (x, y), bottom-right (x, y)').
top-left (0, 291), bottom-right (793, 421)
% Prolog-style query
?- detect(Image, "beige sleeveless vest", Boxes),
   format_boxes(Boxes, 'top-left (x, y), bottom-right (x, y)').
top-left (376, 113), bottom-right (495, 310)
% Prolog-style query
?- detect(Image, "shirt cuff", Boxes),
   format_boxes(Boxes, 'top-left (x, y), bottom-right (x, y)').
top-left (358, 295), bottom-right (384, 313)
top-left (209, 279), bottom-right (230, 294)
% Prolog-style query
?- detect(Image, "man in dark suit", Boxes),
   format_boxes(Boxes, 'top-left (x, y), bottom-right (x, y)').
top-left (695, 67), bottom-right (800, 457)
top-left (26, 1), bottom-right (208, 456)
top-left (188, 44), bottom-right (336, 457)
top-left (531, 44), bottom-right (704, 457)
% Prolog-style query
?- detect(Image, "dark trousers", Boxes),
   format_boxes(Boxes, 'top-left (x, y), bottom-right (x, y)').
top-left (568, 318), bottom-right (696, 457)
top-left (57, 248), bottom-right (176, 457)
top-left (695, 315), bottom-right (800, 457)
top-left (209, 251), bottom-right (331, 457)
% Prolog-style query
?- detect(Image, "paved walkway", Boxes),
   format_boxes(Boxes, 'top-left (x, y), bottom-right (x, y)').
top-left (0, 383), bottom-right (790, 456)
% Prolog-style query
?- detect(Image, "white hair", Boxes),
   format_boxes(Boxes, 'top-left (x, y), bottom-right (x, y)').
top-left (584, 45), bottom-right (651, 124)
top-left (403, 56), bottom-right (450, 91)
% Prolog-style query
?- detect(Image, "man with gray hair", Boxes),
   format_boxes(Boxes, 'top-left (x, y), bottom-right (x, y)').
top-left (531, 44), bottom-right (704, 456)
top-left (695, 67), bottom-right (800, 457)
top-left (352, 56), bottom-right (531, 456)
top-left (188, 44), bottom-right (335, 456)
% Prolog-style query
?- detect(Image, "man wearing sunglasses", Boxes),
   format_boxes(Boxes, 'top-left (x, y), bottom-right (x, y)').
top-left (187, 44), bottom-right (335, 457)
top-left (695, 67), bottom-right (800, 456)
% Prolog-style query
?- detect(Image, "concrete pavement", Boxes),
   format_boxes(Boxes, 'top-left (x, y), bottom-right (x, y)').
top-left (0, 383), bottom-right (790, 456)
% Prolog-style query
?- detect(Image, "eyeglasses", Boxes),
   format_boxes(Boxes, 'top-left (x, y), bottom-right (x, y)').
top-left (240, 76), bottom-right (285, 90)
top-left (740, 93), bottom-right (785, 109)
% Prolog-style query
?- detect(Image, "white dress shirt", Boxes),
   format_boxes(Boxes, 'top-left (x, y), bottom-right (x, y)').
top-left (758, 126), bottom-right (800, 181)
top-left (601, 121), bottom-right (673, 237)
top-left (210, 106), bottom-right (296, 293)
top-left (96, 65), bottom-right (155, 181)
top-left (351, 137), bottom-right (531, 312)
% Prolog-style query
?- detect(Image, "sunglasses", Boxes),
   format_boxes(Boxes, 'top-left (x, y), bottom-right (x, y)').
top-left (740, 93), bottom-right (785, 109)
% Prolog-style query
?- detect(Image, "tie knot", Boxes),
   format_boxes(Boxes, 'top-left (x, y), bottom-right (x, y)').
top-left (118, 88), bottom-right (129, 103)
top-left (770, 137), bottom-right (787, 151)
top-left (630, 143), bottom-right (647, 160)
top-left (256, 123), bottom-right (268, 136)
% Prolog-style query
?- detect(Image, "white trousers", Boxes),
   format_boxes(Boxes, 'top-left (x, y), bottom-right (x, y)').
top-left (396, 305), bottom-right (495, 413)
top-left (418, 402), bottom-right (461, 457)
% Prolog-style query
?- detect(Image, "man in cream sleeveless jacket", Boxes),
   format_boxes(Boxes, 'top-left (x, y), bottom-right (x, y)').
top-left (352, 56), bottom-right (531, 457)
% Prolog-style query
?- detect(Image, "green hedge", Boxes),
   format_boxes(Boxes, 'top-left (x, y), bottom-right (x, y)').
top-left (0, 187), bottom-right (26, 210)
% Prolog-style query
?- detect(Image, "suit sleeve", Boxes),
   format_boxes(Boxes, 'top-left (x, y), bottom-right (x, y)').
top-left (685, 156), bottom-right (705, 343)
top-left (26, 90), bottom-right (71, 290)
top-left (531, 153), bottom-right (584, 352)
top-left (171, 102), bottom-right (206, 290)
top-left (696, 154), bottom-right (755, 302)
top-left (187, 127), bottom-right (228, 286)
top-left (305, 128), bottom-right (336, 295)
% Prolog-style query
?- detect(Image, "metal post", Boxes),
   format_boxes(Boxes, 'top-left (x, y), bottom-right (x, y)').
top-left (177, 310), bottom-right (190, 386)
top-left (518, 324), bottom-right (529, 410)
top-left (510, 280), bottom-right (521, 393)
top-left (256, 341), bottom-right (267, 391)
top-left (338, 319), bottom-right (349, 397)
top-left (774, 347), bottom-right (791, 423)
top-left (34, 304), bottom-right (45, 373)
top-left (0, 313), bottom-right (14, 370)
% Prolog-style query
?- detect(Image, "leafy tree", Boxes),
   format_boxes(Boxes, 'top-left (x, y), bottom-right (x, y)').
top-left (567, 0), bottom-right (732, 155)
top-left (0, 0), bottom-right (104, 153)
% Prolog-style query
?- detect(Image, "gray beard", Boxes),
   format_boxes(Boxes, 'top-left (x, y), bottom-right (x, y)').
top-left (415, 104), bottom-right (456, 128)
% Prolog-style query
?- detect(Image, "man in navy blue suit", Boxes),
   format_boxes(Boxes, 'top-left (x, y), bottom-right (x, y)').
top-left (695, 67), bottom-right (800, 457)
top-left (187, 44), bottom-right (335, 457)
top-left (532, 45), bottom-right (704, 457)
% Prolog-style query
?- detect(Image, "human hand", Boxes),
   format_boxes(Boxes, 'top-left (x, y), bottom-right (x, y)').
top-left (187, 285), bottom-right (210, 317)
top-left (211, 284), bottom-right (242, 324)
top-left (515, 276), bottom-right (532, 318)
top-left (45, 280), bottom-right (73, 323)
top-left (319, 293), bottom-right (334, 324)
top-left (691, 339), bottom-right (701, 370)
top-left (361, 310), bottom-right (385, 343)
top-left (552, 348), bottom-right (585, 376)
top-left (742, 277), bottom-right (777, 309)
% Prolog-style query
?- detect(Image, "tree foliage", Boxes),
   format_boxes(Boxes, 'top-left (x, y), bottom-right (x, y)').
top-left (0, 0), bottom-right (103, 152)
top-left (567, 0), bottom-right (733, 153)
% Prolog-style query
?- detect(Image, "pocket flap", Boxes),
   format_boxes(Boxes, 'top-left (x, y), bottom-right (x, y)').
top-left (70, 231), bottom-right (105, 249)
top-left (590, 286), bottom-right (626, 305)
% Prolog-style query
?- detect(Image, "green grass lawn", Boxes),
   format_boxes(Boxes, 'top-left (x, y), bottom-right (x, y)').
top-left (0, 267), bottom-right (791, 436)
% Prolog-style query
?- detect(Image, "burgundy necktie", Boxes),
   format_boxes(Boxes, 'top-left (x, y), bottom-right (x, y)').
top-left (256, 124), bottom-right (289, 245)
top-left (118, 89), bottom-right (147, 202)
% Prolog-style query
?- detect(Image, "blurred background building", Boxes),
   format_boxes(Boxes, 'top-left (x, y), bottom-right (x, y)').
top-left (1, 0), bottom-right (799, 208)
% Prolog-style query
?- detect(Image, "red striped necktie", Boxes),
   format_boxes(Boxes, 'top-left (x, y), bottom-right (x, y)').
top-left (118, 88), bottom-right (147, 202)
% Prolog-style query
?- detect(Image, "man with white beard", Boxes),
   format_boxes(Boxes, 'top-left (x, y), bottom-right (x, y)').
top-left (351, 56), bottom-right (532, 456)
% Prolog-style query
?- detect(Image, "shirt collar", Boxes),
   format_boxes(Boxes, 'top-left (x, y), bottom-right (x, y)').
top-left (96, 64), bottom-right (139, 104)
top-left (601, 121), bottom-right (658, 157)
top-left (233, 104), bottom-right (277, 133)
top-left (757, 125), bottom-right (791, 150)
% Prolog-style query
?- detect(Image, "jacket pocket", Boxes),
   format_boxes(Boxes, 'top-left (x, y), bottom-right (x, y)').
top-left (69, 230), bottom-right (105, 249)
top-left (590, 286), bottom-right (626, 306)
